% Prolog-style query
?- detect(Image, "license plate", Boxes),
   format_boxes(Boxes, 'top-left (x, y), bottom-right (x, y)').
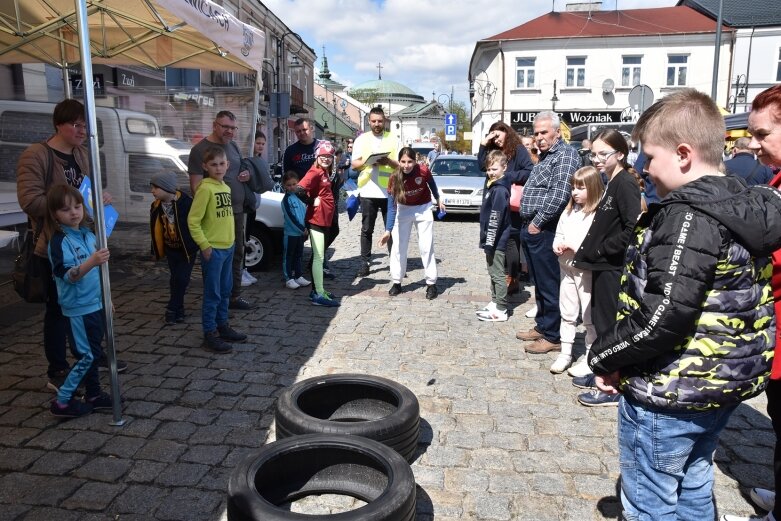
top-left (445, 198), bottom-right (471, 206)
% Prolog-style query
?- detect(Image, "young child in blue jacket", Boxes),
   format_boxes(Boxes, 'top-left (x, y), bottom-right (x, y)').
top-left (477, 150), bottom-right (512, 322)
top-left (46, 184), bottom-right (113, 418)
top-left (281, 170), bottom-right (311, 289)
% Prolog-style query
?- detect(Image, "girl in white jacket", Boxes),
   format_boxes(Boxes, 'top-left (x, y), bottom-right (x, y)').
top-left (550, 166), bottom-right (604, 373)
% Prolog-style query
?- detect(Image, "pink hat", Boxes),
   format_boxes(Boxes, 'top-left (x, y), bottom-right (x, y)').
top-left (315, 140), bottom-right (335, 157)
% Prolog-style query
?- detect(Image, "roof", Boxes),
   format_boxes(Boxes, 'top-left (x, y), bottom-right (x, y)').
top-left (485, 6), bottom-right (730, 41)
top-left (349, 79), bottom-right (424, 101)
top-left (394, 101), bottom-right (443, 118)
top-left (678, 0), bottom-right (781, 28)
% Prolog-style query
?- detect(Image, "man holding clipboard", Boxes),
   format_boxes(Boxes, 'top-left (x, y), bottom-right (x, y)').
top-left (351, 107), bottom-right (399, 277)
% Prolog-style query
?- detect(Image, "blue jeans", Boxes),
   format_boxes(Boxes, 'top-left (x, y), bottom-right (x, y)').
top-left (618, 396), bottom-right (737, 521)
top-left (201, 246), bottom-right (234, 333)
top-left (282, 234), bottom-right (304, 280)
top-left (521, 226), bottom-right (560, 342)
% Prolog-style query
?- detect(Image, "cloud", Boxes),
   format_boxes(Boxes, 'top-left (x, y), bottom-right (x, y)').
top-left (264, 0), bottom-right (676, 103)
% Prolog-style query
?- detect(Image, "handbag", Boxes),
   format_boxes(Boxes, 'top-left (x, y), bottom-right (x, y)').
top-left (12, 143), bottom-right (54, 303)
top-left (509, 184), bottom-right (523, 212)
top-left (12, 230), bottom-right (48, 303)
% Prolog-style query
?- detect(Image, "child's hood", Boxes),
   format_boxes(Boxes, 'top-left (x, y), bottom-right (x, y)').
top-left (660, 174), bottom-right (781, 257)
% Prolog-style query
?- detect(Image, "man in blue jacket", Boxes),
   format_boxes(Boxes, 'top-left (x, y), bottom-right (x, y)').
top-left (724, 137), bottom-right (773, 185)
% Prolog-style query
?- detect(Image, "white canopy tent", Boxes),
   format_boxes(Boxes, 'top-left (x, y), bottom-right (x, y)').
top-left (0, 0), bottom-right (266, 424)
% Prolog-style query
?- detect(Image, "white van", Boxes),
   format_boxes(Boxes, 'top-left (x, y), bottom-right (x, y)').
top-left (0, 99), bottom-right (190, 224)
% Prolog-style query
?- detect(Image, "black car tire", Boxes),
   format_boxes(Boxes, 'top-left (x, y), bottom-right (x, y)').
top-left (227, 434), bottom-right (416, 521)
top-left (274, 374), bottom-right (420, 462)
top-left (245, 222), bottom-right (273, 272)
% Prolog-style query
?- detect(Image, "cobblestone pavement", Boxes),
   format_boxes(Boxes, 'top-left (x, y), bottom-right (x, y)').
top-left (0, 212), bottom-right (774, 520)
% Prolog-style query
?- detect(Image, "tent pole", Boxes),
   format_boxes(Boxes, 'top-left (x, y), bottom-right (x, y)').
top-left (60, 29), bottom-right (71, 98)
top-left (74, 0), bottom-right (125, 426)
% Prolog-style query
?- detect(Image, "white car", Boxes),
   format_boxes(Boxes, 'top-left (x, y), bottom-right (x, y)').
top-left (244, 190), bottom-right (284, 271)
top-left (430, 156), bottom-right (485, 214)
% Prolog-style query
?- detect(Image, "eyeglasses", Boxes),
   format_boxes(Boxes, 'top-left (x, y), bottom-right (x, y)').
top-left (68, 122), bottom-right (87, 131)
top-left (216, 123), bottom-right (238, 131)
top-left (588, 150), bottom-right (619, 162)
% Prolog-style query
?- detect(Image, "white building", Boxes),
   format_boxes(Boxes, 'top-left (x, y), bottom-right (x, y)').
top-left (469, 4), bottom-right (734, 150)
top-left (346, 78), bottom-right (447, 147)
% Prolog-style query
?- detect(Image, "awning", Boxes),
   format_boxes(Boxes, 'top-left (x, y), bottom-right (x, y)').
top-left (0, 0), bottom-right (265, 76)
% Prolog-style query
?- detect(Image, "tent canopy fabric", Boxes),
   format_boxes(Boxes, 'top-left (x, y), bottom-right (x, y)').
top-left (0, 0), bottom-right (265, 75)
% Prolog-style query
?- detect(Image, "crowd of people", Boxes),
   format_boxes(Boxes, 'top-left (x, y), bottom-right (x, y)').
top-left (14, 83), bottom-right (781, 520)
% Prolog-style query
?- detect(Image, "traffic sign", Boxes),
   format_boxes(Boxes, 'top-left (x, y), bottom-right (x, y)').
top-left (445, 113), bottom-right (457, 141)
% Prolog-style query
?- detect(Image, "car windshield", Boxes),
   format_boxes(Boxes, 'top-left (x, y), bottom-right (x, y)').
top-left (431, 159), bottom-right (484, 177)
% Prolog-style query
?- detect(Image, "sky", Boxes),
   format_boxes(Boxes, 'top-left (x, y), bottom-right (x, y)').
top-left (264, 0), bottom-right (678, 106)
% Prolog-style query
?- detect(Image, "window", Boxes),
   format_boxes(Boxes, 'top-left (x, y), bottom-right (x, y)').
top-left (777, 48), bottom-right (781, 82)
top-left (566, 57), bottom-right (586, 87)
top-left (666, 55), bottom-right (688, 86)
top-left (516, 57), bottom-right (536, 88)
top-left (622, 56), bottom-right (642, 87)
top-left (128, 155), bottom-right (183, 193)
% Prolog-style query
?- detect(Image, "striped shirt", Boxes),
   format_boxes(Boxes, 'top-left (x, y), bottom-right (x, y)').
top-left (520, 139), bottom-right (580, 228)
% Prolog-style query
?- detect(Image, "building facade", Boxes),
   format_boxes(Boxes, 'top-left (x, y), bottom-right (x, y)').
top-left (469, 5), bottom-right (734, 150)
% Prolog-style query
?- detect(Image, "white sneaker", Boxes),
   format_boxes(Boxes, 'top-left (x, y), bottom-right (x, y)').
top-left (475, 301), bottom-right (497, 315)
top-left (750, 488), bottom-right (776, 512)
top-left (525, 306), bottom-right (537, 318)
top-left (550, 354), bottom-right (573, 374)
top-left (285, 279), bottom-right (300, 289)
top-left (241, 269), bottom-right (257, 287)
top-left (567, 360), bottom-right (592, 378)
top-left (477, 308), bottom-right (508, 322)
top-left (295, 276), bottom-right (311, 287)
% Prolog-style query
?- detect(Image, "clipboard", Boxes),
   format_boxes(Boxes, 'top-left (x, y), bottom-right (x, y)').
top-left (364, 151), bottom-right (390, 167)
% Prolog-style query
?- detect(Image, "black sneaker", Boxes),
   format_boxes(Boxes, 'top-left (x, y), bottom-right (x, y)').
top-left (175, 311), bottom-right (186, 323)
top-left (426, 285), bottom-right (438, 300)
top-left (217, 323), bottom-right (247, 342)
top-left (356, 263), bottom-right (370, 277)
top-left (577, 390), bottom-right (620, 407)
top-left (50, 398), bottom-right (93, 418)
top-left (572, 373), bottom-right (597, 389)
top-left (164, 310), bottom-right (177, 325)
top-left (388, 283), bottom-right (402, 296)
top-left (204, 331), bottom-right (233, 353)
top-left (99, 357), bottom-right (128, 373)
top-left (229, 297), bottom-right (257, 310)
top-left (86, 392), bottom-right (115, 410)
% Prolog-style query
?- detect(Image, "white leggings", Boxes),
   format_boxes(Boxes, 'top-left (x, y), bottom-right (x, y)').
top-left (390, 202), bottom-right (437, 285)
top-left (559, 263), bottom-right (596, 356)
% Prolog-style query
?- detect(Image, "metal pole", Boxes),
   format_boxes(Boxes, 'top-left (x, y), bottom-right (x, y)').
top-left (74, 0), bottom-right (124, 426)
top-left (710, 0), bottom-right (724, 100)
top-left (732, 76), bottom-right (738, 113)
top-left (276, 37), bottom-right (283, 163)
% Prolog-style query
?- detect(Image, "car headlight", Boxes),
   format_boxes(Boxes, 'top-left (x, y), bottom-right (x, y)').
top-left (475, 189), bottom-right (483, 197)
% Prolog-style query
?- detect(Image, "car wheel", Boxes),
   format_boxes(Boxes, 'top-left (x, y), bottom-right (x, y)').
top-left (274, 374), bottom-right (420, 462)
top-left (227, 434), bottom-right (416, 521)
top-left (245, 223), bottom-right (273, 272)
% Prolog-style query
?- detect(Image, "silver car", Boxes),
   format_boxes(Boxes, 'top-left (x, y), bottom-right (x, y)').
top-left (430, 155), bottom-right (485, 214)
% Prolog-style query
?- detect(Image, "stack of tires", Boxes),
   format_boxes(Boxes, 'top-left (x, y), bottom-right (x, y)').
top-left (227, 374), bottom-right (420, 521)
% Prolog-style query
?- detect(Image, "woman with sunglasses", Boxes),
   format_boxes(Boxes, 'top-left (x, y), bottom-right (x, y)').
top-left (569, 129), bottom-right (644, 390)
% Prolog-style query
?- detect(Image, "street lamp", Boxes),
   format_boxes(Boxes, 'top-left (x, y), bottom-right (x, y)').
top-left (551, 79), bottom-right (560, 112)
top-left (437, 93), bottom-right (453, 113)
top-left (273, 31), bottom-right (305, 159)
top-left (731, 74), bottom-right (747, 113)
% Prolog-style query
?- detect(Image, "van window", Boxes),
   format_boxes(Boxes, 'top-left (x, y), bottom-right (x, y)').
top-left (126, 118), bottom-right (156, 136)
top-left (0, 144), bottom-right (107, 188)
top-left (0, 111), bottom-right (104, 147)
top-left (128, 155), bottom-right (185, 192)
